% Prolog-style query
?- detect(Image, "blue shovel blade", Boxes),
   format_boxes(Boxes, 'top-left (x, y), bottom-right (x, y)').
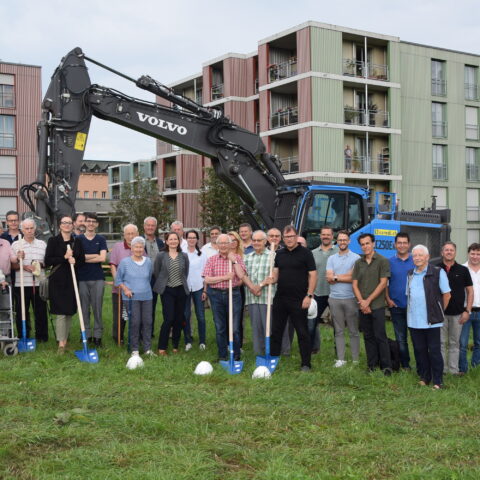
top-left (74, 348), bottom-right (99, 363)
top-left (18, 338), bottom-right (36, 353)
top-left (256, 355), bottom-right (280, 373)
top-left (220, 359), bottom-right (244, 375)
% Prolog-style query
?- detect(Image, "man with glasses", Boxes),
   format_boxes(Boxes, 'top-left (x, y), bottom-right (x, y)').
top-left (76, 212), bottom-right (107, 346)
top-left (1, 210), bottom-right (21, 244)
top-left (269, 226), bottom-right (317, 371)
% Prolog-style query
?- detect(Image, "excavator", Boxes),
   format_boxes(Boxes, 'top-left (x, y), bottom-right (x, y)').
top-left (21, 47), bottom-right (450, 259)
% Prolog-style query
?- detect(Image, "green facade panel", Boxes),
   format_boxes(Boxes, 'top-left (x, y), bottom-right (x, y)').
top-left (310, 27), bottom-right (342, 74)
top-left (311, 77), bottom-right (343, 123)
top-left (312, 127), bottom-right (343, 172)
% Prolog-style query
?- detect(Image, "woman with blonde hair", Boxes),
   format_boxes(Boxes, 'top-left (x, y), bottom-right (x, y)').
top-left (227, 231), bottom-right (244, 257)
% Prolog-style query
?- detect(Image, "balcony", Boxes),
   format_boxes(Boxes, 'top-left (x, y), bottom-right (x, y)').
top-left (432, 79), bottom-right (447, 97)
top-left (344, 156), bottom-right (390, 175)
top-left (111, 175), bottom-right (119, 183)
top-left (270, 107), bottom-right (298, 129)
top-left (465, 83), bottom-right (479, 101)
top-left (268, 58), bottom-right (297, 83)
top-left (279, 156), bottom-right (299, 174)
top-left (344, 107), bottom-right (390, 128)
top-left (164, 176), bottom-right (177, 190)
top-left (432, 121), bottom-right (447, 138)
top-left (467, 206), bottom-right (480, 222)
top-left (342, 59), bottom-right (389, 81)
top-left (466, 124), bottom-right (479, 140)
top-left (211, 84), bottom-right (224, 101)
top-left (112, 194), bottom-right (120, 200)
top-left (466, 164), bottom-right (480, 182)
top-left (432, 164), bottom-right (448, 181)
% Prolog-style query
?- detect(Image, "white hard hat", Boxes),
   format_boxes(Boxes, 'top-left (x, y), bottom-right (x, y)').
top-left (252, 366), bottom-right (271, 379)
top-left (126, 353), bottom-right (144, 370)
top-left (194, 361), bottom-right (213, 375)
top-left (307, 298), bottom-right (318, 319)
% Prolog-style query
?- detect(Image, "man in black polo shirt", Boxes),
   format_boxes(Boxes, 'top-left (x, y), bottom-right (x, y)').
top-left (270, 225), bottom-right (317, 371)
top-left (352, 233), bottom-right (392, 375)
top-left (438, 241), bottom-right (473, 375)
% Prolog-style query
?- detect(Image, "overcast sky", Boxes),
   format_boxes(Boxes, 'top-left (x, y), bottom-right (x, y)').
top-left (1, 0), bottom-right (478, 162)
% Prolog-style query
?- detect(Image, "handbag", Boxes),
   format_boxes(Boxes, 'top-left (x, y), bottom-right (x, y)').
top-left (38, 264), bottom-right (61, 302)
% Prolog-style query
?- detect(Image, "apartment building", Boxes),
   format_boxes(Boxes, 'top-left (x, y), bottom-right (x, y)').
top-left (0, 61), bottom-right (41, 220)
top-left (155, 21), bottom-right (479, 257)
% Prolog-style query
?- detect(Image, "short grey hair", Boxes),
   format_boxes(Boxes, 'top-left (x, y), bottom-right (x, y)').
top-left (20, 218), bottom-right (36, 230)
top-left (123, 224), bottom-right (138, 234)
top-left (144, 217), bottom-right (157, 225)
top-left (131, 236), bottom-right (146, 247)
top-left (412, 244), bottom-right (429, 255)
top-left (171, 220), bottom-right (183, 229)
top-left (252, 230), bottom-right (267, 240)
top-left (217, 234), bottom-right (231, 244)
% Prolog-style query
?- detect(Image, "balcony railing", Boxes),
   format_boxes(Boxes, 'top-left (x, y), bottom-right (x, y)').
top-left (211, 84), bottom-right (224, 101)
top-left (466, 124), bottom-right (479, 140)
top-left (466, 164), bottom-right (480, 182)
top-left (342, 59), bottom-right (389, 81)
top-left (467, 206), bottom-right (480, 222)
top-left (0, 133), bottom-right (15, 149)
top-left (279, 156), bottom-right (299, 174)
top-left (431, 79), bottom-right (447, 96)
top-left (432, 121), bottom-right (448, 138)
top-left (344, 108), bottom-right (390, 127)
top-left (111, 176), bottom-right (119, 183)
top-left (164, 176), bottom-right (177, 190)
top-left (112, 194), bottom-right (120, 200)
top-left (432, 164), bottom-right (448, 180)
top-left (344, 156), bottom-right (390, 175)
top-left (465, 83), bottom-right (479, 101)
top-left (268, 58), bottom-right (297, 83)
top-left (270, 107), bottom-right (298, 129)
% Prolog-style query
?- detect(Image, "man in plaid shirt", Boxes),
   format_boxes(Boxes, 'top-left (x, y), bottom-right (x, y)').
top-left (243, 230), bottom-right (276, 355)
top-left (203, 234), bottom-right (246, 361)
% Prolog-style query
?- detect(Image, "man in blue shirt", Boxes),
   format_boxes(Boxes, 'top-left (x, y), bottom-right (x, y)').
top-left (386, 232), bottom-right (415, 369)
top-left (407, 245), bottom-right (450, 389)
top-left (77, 212), bottom-right (107, 346)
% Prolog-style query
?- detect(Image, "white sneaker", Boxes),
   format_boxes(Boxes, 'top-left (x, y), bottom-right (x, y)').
top-left (131, 351), bottom-right (140, 356)
top-left (185, 343), bottom-right (192, 352)
top-left (334, 360), bottom-right (347, 368)
top-left (145, 350), bottom-right (157, 357)
top-left (199, 343), bottom-right (206, 351)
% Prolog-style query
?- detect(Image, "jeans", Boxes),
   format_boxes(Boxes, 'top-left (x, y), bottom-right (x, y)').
top-left (207, 286), bottom-right (242, 359)
top-left (410, 327), bottom-right (443, 386)
top-left (309, 295), bottom-right (328, 352)
top-left (389, 307), bottom-right (411, 369)
top-left (459, 311), bottom-right (480, 373)
top-left (184, 288), bottom-right (206, 345)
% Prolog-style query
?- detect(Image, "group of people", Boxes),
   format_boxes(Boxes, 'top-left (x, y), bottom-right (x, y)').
top-left (1, 209), bottom-right (479, 389)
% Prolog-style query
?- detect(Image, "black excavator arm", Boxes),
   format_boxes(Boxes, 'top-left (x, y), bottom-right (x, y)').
top-left (23, 47), bottom-right (285, 236)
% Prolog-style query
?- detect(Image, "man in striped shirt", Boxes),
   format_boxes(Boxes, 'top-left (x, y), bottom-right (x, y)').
top-left (11, 219), bottom-right (48, 342)
top-left (203, 234), bottom-right (246, 361)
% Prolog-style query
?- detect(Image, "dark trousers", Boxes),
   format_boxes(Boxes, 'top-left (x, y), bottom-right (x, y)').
top-left (410, 327), bottom-right (443, 386)
top-left (271, 296), bottom-right (311, 368)
top-left (158, 286), bottom-right (186, 350)
top-left (359, 307), bottom-right (391, 371)
top-left (14, 286), bottom-right (48, 341)
top-left (151, 291), bottom-right (158, 338)
top-left (112, 292), bottom-right (127, 343)
top-left (309, 295), bottom-right (329, 351)
top-left (390, 307), bottom-right (411, 369)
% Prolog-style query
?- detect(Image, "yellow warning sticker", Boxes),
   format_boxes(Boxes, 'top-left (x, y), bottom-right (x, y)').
top-left (74, 132), bottom-right (87, 151)
top-left (374, 229), bottom-right (397, 237)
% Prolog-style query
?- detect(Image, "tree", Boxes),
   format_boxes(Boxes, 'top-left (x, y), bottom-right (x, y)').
top-left (113, 175), bottom-right (173, 234)
top-left (199, 167), bottom-right (243, 231)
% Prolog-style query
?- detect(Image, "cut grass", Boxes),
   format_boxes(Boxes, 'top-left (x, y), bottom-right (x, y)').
top-left (1, 296), bottom-right (480, 479)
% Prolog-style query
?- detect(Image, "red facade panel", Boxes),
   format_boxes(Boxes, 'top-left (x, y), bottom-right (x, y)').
top-left (224, 58), bottom-right (248, 97)
top-left (297, 27), bottom-right (311, 74)
top-left (179, 154), bottom-right (203, 189)
top-left (259, 90), bottom-right (269, 132)
top-left (298, 127), bottom-right (312, 172)
top-left (298, 78), bottom-right (312, 123)
top-left (202, 66), bottom-right (212, 104)
top-left (258, 44), bottom-right (268, 87)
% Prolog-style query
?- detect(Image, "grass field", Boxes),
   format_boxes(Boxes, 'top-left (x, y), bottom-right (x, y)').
top-left (1, 296), bottom-right (480, 479)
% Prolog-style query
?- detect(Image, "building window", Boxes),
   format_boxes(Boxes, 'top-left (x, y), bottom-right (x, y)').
top-left (84, 191), bottom-right (89, 199)
top-left (0, 197), bottom-right (17, 218)
top-left (468, 229), bottom-right (480, 246)
top-left (432, 145), bottom-right (447, 180)
top-left (465, 66), bottom-right (478, 101)
top-left (466, 107), bottom-right (479, 140)
top-left (433, 187), bottom-right (448, 210)
top-left (92, 191), bottom-right (97, 199)
top-left (0, 74), bottom-right (14, 108)
top-left (432, 103), bottom-right (447, 138)
top-left (101, 191), bottom-right (106, 199)
top-left (0, 115), bottom-right (15, 148)
top-left (466, 147), bottom-right (480, 181)
top-left (467, 189), bottom-right (480, 222)
top-left (0, 156), bottom-right (16, 188)
top-left (431, 60), bottom-right (446, 96)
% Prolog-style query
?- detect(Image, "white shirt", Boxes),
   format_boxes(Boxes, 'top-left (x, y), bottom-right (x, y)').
top-left (186, 249), bottom-right (207, 292)
top-left (180, 238), bottom-right (188, 252)
top-left (11, 238), bottom-right (47, 287)
top-left (464, 261), bottom-right (480, 308)
top-left (200, 242), bottom-right (218, 259)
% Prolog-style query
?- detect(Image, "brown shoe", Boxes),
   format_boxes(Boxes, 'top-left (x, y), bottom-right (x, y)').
top-left (57, 346), bottom-right (65, 355)
top-left (172, 349), bottom-right (179, 354)
top-left (158, 350), bottom-right (168, 356)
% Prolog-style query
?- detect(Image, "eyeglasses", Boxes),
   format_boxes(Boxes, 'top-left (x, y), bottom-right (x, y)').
top-left (252, 239), bottom-right (264, 242)
top-left (85, 219), bottom-right (97, 223)
top-left (268, 234), bottom-right (280, 238)
top-left (61, 221), bottom-right (73, 225)
top-left (283, 235), bottom-right (297, 239)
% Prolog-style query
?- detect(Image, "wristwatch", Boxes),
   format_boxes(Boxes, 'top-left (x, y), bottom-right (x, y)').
top-left (307, 294), bottom-right (313, 298)
top-left (334, 275), bottom-right (338, 282)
